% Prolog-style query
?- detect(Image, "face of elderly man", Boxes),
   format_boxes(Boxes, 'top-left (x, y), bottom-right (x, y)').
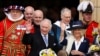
top-left (24, 6), bottom-right (34, 21)
top-left (40, 19), bottom-right (51, 35)
top-left (10, 10), bottom-right (22, 19)
top-left (61, 9), bottom-right (71, 24)
top-left (33, 10), bottom-right (44, 25)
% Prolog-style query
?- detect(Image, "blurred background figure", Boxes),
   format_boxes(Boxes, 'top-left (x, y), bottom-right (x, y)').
top-left (24, 6), bottom-right (34, 56)
top-left (77, 0), bottom-right (98, 44)
top-left (33, 10), bottom-right (44, 33)
top-left (24, 6), bottom-right (34, 22)
top-left (57, 50), bottom-right (68, 56)
top-left (70, 7), bottom-right (79, 23)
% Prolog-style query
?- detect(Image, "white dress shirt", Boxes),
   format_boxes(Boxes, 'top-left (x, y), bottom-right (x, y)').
top-left (74, 36), bottom-right (84, 51)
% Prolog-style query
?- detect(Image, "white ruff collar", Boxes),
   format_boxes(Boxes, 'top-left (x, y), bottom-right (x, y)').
top-left (54, 21), bottom-right (61, 27)
top-left (54, 21), bottom-right (70, 27)
top-left (5, 13), bottom-right (24, 22)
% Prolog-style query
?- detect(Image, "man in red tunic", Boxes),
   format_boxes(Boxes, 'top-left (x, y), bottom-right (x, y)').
top-left (77, 0), bottom-right (98, 44)
top-left (0, 5), bottom-right (34, 56)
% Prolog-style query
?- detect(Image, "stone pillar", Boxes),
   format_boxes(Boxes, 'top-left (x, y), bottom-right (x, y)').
top-left (79, 0), bottom-right (100, 23)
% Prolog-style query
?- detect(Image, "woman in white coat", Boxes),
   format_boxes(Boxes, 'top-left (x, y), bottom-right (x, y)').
top-left (66, 20), bottom-right (89, 56)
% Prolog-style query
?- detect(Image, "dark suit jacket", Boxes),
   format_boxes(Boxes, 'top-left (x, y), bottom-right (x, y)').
top-left (70, 38), bottom-right (89, 56)
top-left (22, 31), bottom-right (61, 56)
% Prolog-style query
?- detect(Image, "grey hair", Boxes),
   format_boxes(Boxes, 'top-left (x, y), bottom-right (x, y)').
top-left (72, 29), bottom-right (84, 36)
top-left (40, 18), bottom-right (52, 29)
top-left (61, 7), bottom-right (71, 15)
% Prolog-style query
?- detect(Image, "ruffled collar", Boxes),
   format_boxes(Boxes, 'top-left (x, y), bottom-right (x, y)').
top-left (5, 13), bottom-right (24, 22)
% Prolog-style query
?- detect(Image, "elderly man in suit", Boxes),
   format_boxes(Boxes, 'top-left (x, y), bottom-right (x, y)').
top-left (22, 19), bottom-right (62, 56)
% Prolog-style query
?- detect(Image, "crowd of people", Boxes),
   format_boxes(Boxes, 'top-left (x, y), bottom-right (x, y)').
top-left (0, 0), bottom-right (100, 56)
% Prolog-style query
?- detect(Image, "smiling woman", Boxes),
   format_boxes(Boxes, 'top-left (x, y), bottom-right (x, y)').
top-left (66, 20), bottom-right (89, 56)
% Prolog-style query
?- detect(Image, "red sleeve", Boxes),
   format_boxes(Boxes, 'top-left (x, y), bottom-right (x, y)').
top-left (0, 21), bottom-right (4, 51)
top-left (30, 26), bottom-right (35, 34)
top-left (86, 21), bottom-right (98, 44)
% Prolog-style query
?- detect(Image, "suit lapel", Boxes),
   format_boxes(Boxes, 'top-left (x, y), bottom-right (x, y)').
top-left (48, 34), bottom-right (51, 47)
top-left (39, 33), bottom-right (54, 48)
top-left (78, 38), bottom-right (84, 51)
top-left (48, 34), bottom-right (55, 48)
top-left (39, 32), bottom-right (47, 48)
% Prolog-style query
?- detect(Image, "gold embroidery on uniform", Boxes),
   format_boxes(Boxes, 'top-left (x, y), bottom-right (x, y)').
top-left (5, 20), bottom-right (25, 38)
top-left (2, 19), bottom-right (26, 56)
top-left (10, 34), bottom-right (18, 40)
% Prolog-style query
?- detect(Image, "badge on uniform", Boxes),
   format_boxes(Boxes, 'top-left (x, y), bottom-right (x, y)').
top-left (16, 25), bottom-right (26, 30)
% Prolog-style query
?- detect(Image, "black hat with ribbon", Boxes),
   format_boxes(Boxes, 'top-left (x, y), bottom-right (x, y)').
top-left (68, 20), bottom-right (84, 30)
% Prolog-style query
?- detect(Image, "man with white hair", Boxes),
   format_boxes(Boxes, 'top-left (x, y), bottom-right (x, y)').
top-left (50, 8), bottom-right (71, 50)
top-left (22, 19), bottom-right (62, 56)
top-left (77, 0), bottom-right (98, 44)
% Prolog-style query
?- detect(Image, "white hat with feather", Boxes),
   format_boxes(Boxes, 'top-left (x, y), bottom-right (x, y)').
top-left (77, 0), bottom-right (94, 13)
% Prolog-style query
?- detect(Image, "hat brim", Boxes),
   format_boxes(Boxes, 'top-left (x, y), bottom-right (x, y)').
top-left (67, 26), bottom-right (85, 30)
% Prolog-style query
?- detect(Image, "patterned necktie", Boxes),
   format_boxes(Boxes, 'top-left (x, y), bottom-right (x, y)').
top-left (44, 35), bottom-right (48, 47)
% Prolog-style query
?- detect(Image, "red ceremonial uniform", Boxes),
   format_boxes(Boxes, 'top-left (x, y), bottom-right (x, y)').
top-left (85, 21), bottom-right (98, 44)
top-left (0, 18), bottom-right (34, 56)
